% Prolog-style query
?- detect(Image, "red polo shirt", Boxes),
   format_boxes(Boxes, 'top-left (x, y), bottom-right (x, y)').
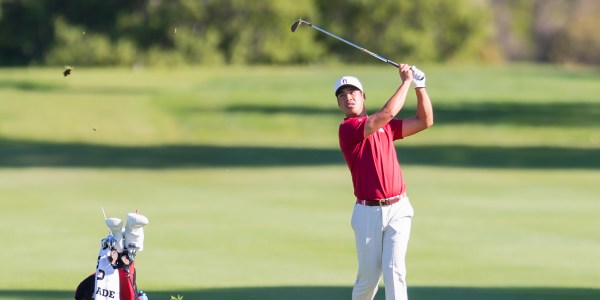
top-left (339, 117), bottom-right (406, 200)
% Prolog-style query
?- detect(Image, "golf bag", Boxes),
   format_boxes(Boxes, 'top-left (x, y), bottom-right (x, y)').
top-left (75, 213), bottom-right (149, 300)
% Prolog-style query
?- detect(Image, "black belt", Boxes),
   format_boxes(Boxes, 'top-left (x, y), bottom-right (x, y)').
top-left (356, 193), bottom-right (405, 206)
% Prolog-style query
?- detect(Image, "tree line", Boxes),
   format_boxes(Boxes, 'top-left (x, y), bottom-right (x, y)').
top-left (0, 0), bottom-right (598, 66)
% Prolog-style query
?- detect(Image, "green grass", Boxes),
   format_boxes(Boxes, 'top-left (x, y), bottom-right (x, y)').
top-left (0, 64), bottom-right (599, 299)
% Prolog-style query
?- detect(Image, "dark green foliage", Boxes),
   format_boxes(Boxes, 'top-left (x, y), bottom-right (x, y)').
top-left (0, 0), bottom-right (598, 66)
top-left (0, 0), bottom-right (140, 65)
top-left (0, 0), bottom-right (55, 65)
top-left (315, 0), bottom-right (494, 63)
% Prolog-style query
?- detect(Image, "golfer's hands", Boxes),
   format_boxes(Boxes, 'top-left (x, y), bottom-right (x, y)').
top-left (411, 66), bottom-right (426, 88)
top-left (399, 64), bottom-right (413, 84)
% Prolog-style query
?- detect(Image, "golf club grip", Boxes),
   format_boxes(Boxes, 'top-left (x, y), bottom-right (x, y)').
top-left (387, 62), bottom-right (425, 80)
top-left (387, 61), bottom-right (400, 68)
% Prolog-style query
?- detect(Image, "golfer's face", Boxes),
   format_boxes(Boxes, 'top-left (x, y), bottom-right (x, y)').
top-left (337, 87), bottom-right (364, 117)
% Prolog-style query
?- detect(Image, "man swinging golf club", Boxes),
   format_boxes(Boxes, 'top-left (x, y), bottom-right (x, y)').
top-left (291, 18), bottom-right (434, 300)
top-left (335, 64), bottom-right (433, 300)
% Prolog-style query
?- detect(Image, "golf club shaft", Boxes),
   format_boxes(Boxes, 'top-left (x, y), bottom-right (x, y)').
top-left (101, 207), bottom-right (111, 234)
top-left (297, 20), bottom-right (400, 68)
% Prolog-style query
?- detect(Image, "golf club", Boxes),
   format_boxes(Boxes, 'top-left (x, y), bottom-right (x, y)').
top-left (291, 18), bottom-right (424, 80)
top-left (101, 207), bottom-right (111, 234)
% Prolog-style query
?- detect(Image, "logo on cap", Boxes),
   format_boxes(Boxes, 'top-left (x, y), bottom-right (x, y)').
top-left (334, 76), bottom-right (363, 96)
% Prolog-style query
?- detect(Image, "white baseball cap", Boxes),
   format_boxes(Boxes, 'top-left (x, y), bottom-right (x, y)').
top-left (334, 76), bottom-right (363, 96)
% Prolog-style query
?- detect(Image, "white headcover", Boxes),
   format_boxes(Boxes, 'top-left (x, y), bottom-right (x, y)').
top-left (105, 218), bottom-right (124, 253)
top-left (124, 213), bottom-right (149, 252)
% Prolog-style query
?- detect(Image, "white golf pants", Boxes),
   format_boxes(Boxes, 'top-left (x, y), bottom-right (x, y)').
top-left (351, 194), bottom-right (414, 300)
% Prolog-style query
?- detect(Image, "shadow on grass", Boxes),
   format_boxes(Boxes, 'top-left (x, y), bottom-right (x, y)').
top-left (1, 286), bottom-right (599, 300)
top-left (0, 79), bottom-right (159, 95)
top-left (222, 102), bottom-right (600, 127)
top-left (0, 80), bottom-right (60, 91)
top-left (0, 138), bottom-right (599, 169)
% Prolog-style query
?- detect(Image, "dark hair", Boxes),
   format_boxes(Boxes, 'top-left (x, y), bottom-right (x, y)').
top-left (335, 85), bottom-right (361, 97)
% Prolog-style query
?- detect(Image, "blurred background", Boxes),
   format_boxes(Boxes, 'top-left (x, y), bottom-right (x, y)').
top-left (1, 1), bottom-right (599, 300)
top-left (1, 0), bottom-right (599, 67)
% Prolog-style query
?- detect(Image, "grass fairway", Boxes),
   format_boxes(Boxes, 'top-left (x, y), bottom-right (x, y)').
top-left (0, 64), bottom-right (599, 300)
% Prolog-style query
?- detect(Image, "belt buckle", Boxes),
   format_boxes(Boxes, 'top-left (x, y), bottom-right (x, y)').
top-left (379, 199), bottom-right (386, 206)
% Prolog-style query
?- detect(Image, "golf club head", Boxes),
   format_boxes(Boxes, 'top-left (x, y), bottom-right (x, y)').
top-left (291, 19), bottom-right (304, 32)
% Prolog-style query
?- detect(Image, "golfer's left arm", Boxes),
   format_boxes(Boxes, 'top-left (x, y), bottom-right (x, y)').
top-left (401, 88), bottom-right (433, 137)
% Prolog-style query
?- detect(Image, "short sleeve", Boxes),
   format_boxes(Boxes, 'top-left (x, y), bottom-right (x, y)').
top-left (390, 118), bottom-right (404, 140)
